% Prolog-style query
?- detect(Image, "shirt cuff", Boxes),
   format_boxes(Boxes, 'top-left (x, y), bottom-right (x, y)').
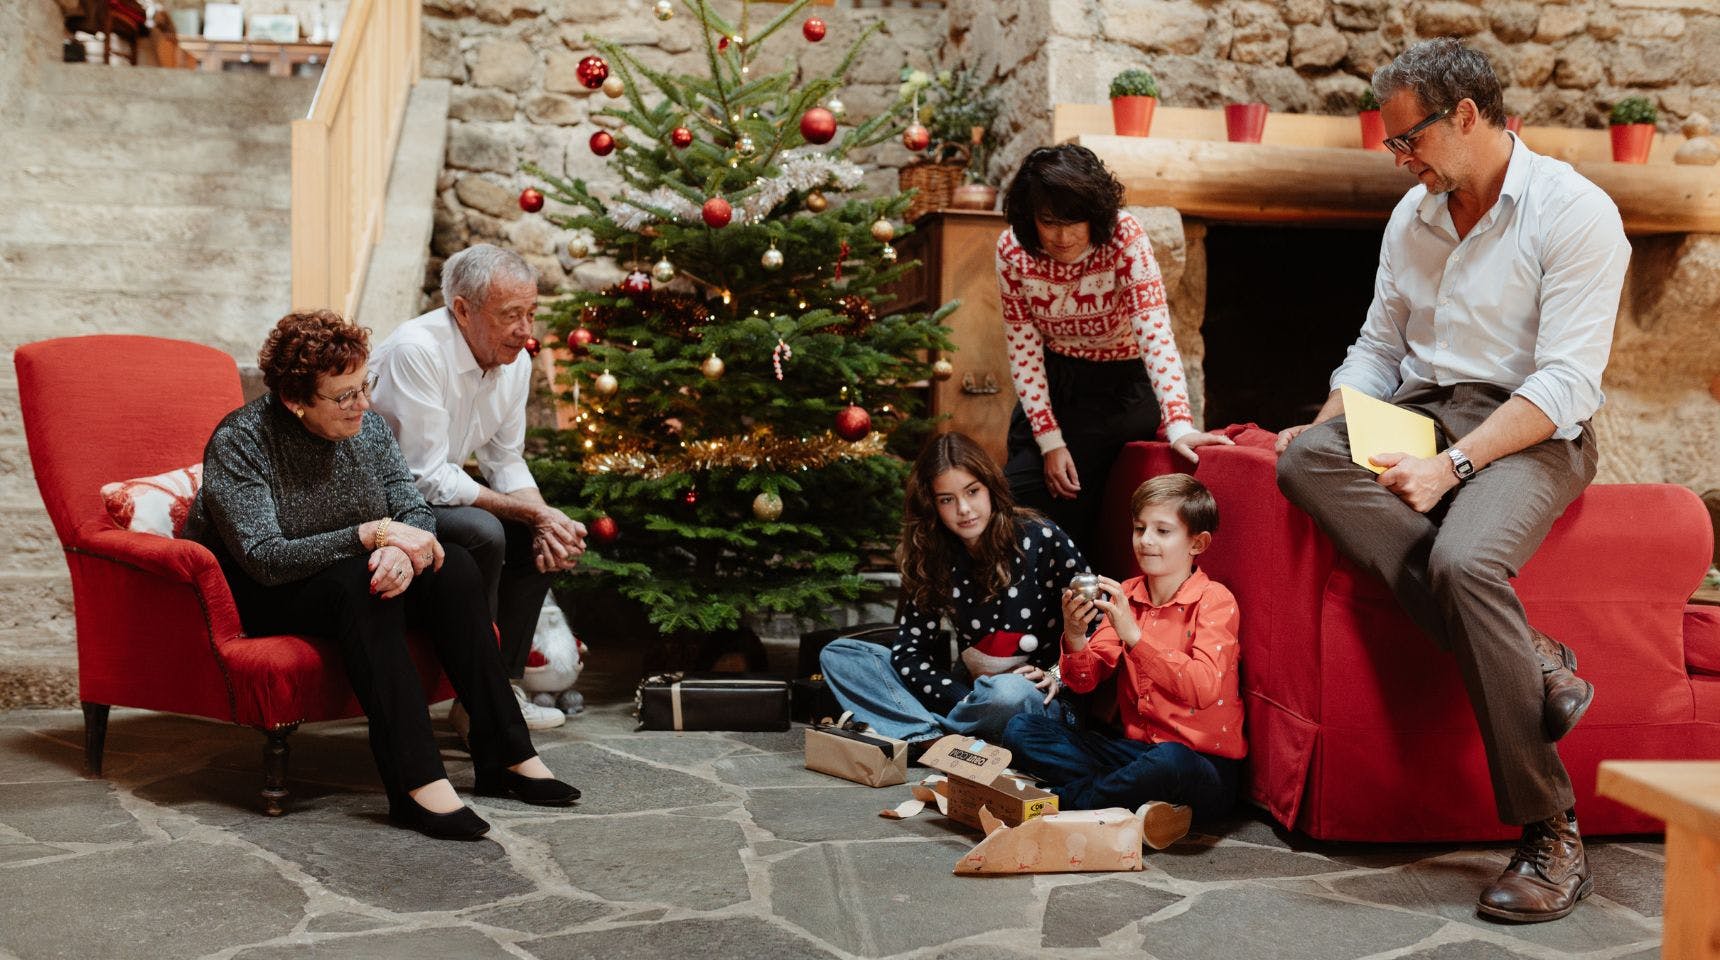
top-left (1034, 429), bottom-right (1067, 455)
top-left (1164, 421), bottom-right (1197, 446)
top-left (486, 462), bottom-right (539, 496)
top-left (444, 470), bottom-right (484, 507)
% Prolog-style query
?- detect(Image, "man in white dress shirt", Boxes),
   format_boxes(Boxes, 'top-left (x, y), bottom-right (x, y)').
top-left (371, 244), bottom-right (587, 731)
top-left (1276, 40), bottom-right (1631, 922)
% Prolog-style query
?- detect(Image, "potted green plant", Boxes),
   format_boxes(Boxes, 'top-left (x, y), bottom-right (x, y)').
top-left (1610, 96), bottom-right (1657, 164)
top-left (1110, 69), bottom-right (1159, 137)
top-left (897, 66), bottom-right (1002, 216)
top-left (1358, 87), bottom-right (1386, 151)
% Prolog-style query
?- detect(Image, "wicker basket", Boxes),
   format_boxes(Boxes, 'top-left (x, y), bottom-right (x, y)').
top-left (899, 143), bottom-right (970, 222)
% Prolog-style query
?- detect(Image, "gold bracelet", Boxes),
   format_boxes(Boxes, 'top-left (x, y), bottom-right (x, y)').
top-left (375, 517), bottom-right (391, 550)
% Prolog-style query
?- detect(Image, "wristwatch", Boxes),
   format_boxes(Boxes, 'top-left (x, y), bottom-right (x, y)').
top-left (1446, 447), bottom-right (1475, 482)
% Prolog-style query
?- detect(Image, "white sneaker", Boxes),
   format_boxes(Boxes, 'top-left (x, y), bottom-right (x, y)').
top-left (513, 683), bottom-right (566, 730)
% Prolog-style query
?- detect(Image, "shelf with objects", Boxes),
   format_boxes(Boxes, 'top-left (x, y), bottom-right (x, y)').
top-left (177, 38), bottom-right (334, 78)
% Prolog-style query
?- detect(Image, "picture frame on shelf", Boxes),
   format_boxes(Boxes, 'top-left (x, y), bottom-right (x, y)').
top-left (201, 3), bottom-right (243, 40)
top-left (248, 14), bottom-right (300, 43)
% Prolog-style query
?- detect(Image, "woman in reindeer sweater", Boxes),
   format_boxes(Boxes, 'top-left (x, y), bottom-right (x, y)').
top-left (995, 144), bottom-right (1233, 556)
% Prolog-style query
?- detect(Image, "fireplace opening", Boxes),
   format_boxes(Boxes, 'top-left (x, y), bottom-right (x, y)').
top-left (1200, 224), bottom-right (1386, 432)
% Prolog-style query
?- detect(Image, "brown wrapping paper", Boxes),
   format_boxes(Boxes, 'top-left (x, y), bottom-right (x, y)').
top-left (804, 717), bottom-right (908, 788)
top-left (953, 807), bottom-right (1145, 874)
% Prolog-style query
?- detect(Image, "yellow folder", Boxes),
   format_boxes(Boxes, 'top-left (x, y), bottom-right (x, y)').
top-left (1340, 385), bottom-right (1437, 474)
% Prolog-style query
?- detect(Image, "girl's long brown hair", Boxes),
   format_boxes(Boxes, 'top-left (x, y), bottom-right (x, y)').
top-left (898, 432), bottom-right (1036, 616)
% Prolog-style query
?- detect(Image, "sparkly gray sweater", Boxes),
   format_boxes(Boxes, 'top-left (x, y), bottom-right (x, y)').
top-left (185, 395), bottom-right (435, 586)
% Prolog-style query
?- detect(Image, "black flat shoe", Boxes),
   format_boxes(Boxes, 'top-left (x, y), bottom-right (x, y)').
top-left (474, 768), bottom-right (581, 806)
top-left (387, 799), bottom-right (490, 841)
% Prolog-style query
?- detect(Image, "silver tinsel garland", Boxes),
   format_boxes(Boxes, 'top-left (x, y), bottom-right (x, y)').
top-left (610, 147), bottom-right (865, 231)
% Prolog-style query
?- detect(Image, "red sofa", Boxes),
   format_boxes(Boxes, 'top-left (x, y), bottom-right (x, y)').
top-left (1095, 427), bottom-right (1719, 842)
top-left (17, 335), bottom-right (451, 815)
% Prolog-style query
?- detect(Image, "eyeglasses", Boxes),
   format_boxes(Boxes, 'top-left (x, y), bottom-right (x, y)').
top-left (1382, 107), bottom-right (1452, 156)
top-left (316, 372), bottom-right (379, 410)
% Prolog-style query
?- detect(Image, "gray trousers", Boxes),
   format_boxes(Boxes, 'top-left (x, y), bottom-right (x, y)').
top-left (1276, 382), bottom-right (1596, 825)
top-left (432, 505), bottom-right (556, 682)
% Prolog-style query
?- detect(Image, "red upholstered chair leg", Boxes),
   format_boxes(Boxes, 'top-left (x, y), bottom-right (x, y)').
top-left (261, 725), bottom-right (297, 817)
top-left (81, 702), bottom-right (109, 776)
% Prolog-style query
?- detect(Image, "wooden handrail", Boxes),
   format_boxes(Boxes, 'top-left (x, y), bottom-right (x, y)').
top-left (290, 0), bottom-right (420, 319)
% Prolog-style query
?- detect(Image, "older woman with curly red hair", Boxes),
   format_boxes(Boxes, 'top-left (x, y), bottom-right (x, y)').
top-left (183, 311), bottom-right (577, 840)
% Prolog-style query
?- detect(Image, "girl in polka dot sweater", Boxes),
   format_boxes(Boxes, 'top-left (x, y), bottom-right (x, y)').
top-left (818, 433), bottom-right (1091, 745)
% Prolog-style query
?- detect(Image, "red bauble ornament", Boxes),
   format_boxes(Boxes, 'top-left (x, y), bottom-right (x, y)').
top-left (576, 55), bottom-right (609, 90)
top-left (621, 270), bottom-right (652, 296)
top-left (524, 336), bottom-right (541, 357)
top-left (718, 35), bottom-right (730, 51)
top-left (569, 326), bottom-right (595, 351)
top-left (799, 107), bottom-right (837, 145)
top-left (589, 130), bottom-right (616, 156)
top-left (902, 124), bottom-right (931, 151)
top-left (671, 126), bottom-right (693, 148)
top-left (702, 196), bottom-right (732, 228)
top-left (681, 488), bottom-right (699, 506)
top-left (802, 16), bottom-right (826, 42)
top-left (589, 515), bottom-right (619, 544)
top-left (834, 404), bottom-right (872, 442)
top-left (518, 187), bottom-right (544, 213)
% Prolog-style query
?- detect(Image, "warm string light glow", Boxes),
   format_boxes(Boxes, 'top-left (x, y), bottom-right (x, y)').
top-left (581, 428), bottom-right (886, 478)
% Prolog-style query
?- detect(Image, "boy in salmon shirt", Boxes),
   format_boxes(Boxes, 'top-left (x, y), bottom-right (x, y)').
top-left (1000, 474), bottom-right (1243, 850)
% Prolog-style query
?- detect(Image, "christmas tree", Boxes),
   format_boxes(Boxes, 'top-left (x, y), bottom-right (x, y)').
top-left (524, 0), bottom-right (956, 638)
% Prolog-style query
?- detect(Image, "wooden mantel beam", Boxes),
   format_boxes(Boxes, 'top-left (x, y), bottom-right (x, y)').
top-left (1061, 105), bottom-right (1720, 235)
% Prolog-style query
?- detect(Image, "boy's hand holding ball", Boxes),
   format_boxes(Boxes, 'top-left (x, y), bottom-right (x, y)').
top-left (1062, 574), bottom-right (1137, 648)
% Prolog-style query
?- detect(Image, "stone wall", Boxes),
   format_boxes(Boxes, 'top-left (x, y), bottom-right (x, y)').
top-left (1, 0), bottom-right (70, 120)
top-left (420, 0), bottom-right (943, 298)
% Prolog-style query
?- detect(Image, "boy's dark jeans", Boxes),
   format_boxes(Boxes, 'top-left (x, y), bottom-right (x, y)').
top-left (1002, 714), bottom-right (1240, 816)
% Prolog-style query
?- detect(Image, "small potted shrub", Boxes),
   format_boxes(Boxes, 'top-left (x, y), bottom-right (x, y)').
top-left (1358, 87), bottom-right (1386, 151)
top-left (1110, 69), bottom-right (1159, 137)
top-left (1610, 96), bottom-right (1657, 164)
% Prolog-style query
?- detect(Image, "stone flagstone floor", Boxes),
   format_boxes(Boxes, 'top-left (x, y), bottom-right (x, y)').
top-left (0, 648), bottom-right (1667, 960)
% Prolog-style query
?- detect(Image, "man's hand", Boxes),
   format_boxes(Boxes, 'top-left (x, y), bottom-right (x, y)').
top-left (1275, 423), bottom-right (1314, 453)
top-left (1043, 446), bottom-right (1081, 500)
top-left (532, 506), bottom-right (587, 573)
top-left (1372, 452), bottom-right (1459, 513)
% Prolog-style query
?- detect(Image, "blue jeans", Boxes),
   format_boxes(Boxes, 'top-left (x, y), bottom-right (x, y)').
top-left (818, 637), bottom-right (1076, 742)
top-left (1001, 714), bottom-right (1241, 816)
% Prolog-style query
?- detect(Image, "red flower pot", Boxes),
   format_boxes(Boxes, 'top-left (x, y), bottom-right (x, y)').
top-left (1359, 109), bottom-right (1386, 151)
top-left (1505, 115), bottom-right (1523, 134)
top-left (1610, 123), bottom-right (1654, 164)
top-left (1225, 102), bottom-right (1269, 143)
top-left (1111, 96), bottom-right (1157, 137)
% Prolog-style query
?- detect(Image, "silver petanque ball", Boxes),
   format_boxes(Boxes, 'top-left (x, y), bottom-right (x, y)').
top-left (1070, 573), bottom-right (1100, 601)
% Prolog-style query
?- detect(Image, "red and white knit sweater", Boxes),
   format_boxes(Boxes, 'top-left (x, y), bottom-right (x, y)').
top-left (996, 212), bottom-right (1195, 454)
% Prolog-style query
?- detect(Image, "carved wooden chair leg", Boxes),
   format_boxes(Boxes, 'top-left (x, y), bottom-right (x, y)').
top-left (81, 702), bottom-right (110, 777)
top-left (260, 724), bottom-right (299, 817)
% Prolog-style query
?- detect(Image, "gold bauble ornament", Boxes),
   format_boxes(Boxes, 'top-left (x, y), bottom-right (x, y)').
top-left (870, 218), bottom-right (895, 243)
top-left (652, 257), bottom-right (676, 283)
top-left (594, 370), bottom-right (619, 396)
top-left (760, 245), bottom-right (784, 271)
top-left (932, 359), bottom-right (954, 381)
top-left (752, 491), bottom-right (784, 522)
top-left (602, 75), bottom-right (625, 99)
top-left (737, 135), bottom-right (756, 157)
top-left (700, 353), bottom-right (726, 380)
top-left (653, 0), bottom-right (673, 19)
top-left (880, 243), bottom-right (898, 263)
top-left (804, 190), bottom-right (828, 213)
top-left (567, 234), bottom-right (591, 259)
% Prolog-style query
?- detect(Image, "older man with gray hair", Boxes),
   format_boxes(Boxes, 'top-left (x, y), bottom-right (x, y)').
top-left (1275, 39), bottom-right (1631, 922)
top-left (371, 244), bottom-right (587, 732)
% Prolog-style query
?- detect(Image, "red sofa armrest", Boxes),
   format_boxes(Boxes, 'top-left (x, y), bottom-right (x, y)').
top-left (74, 527), bottom-right (243, 647)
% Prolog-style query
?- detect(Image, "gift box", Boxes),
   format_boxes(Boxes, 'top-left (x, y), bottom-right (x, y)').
top-left (636, 673), bottom-right (790, 732)
top-left (804, 714), bottom-right (908, 787)
top-left (917, 735), bottom-right (1059, 829)
top-left (954, 807), bottom-right (1144, 875)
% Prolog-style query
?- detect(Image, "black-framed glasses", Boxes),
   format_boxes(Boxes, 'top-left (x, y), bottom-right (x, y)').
top-left (1382, 107), bottom-right (1452, 156)
top-left (317, 372), bottom-right (379, 410)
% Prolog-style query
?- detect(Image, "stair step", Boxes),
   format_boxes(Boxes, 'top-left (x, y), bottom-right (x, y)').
top-left (0, 570), bottom-right (76, 663)
top-left (24, 92), bottom-right (310, 133)
top-left (0, 439), bottom-right (35, 501)
top-left (13, 132), bottom-right (292, 174)
top-left (0, 286), bottom-right (283, 358)
top-left (0, 501), bottom-right (60, 571)
top-left (0, 168), bottom-right (291, 210)
top-left (0, 241), bottom-right (292, 295)
top-left (0, 203), bottom-right (290, 247)
top-left (41, 63), bottom-right (318, 107)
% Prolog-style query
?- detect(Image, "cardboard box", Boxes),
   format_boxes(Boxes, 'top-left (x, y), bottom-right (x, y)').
top-left (805, 721), bottom-right (908, 787)
top-left (954, 807), bottom-right (1144, 875)
top-left (918, 735), bottom-right (1059, 829)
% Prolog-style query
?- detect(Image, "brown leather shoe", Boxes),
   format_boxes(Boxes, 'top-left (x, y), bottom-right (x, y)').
top-left (1477, 811), bottom-right (1592, 922)
top-left (1529, 629), bottom-right (1594, 741)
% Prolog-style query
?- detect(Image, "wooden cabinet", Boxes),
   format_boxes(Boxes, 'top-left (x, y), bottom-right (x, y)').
top-left (177, 39), bottom-right (334, 78)
top-left (892, 210), bottom-right (1016, 465)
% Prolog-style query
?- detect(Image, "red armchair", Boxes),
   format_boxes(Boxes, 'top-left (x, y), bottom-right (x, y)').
top-left (16, 335), bottom-right (450, 815)
top-left (1096, 427), bottom-right (1719, 842)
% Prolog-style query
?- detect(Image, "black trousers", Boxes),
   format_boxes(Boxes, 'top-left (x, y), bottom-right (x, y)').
top-left (223, 545), bottom-right (536, 804)
top-left (1005, 351), bottom-right (1161, 559)
top-left (432, 504), bottom-right (556, 680)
